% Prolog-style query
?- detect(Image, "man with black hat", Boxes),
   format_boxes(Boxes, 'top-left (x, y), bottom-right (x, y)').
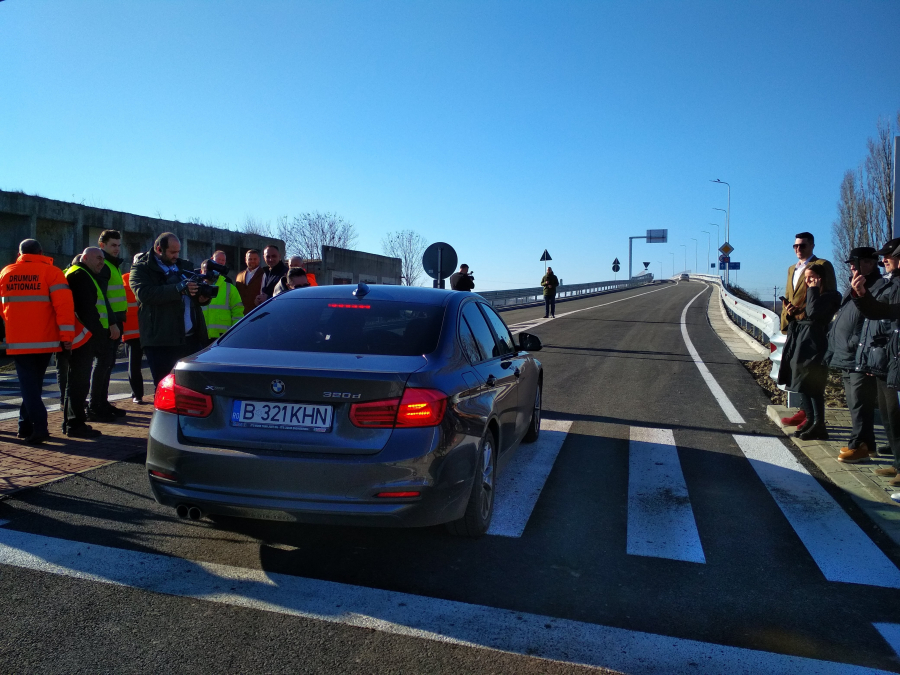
top-left (845, 238), bottom-right (900, 472)
top-left (826, 247), bottom-right (882, 462)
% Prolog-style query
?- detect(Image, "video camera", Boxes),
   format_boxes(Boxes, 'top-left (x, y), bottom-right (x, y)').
top-left (178, 266), bottom-right (220, 299)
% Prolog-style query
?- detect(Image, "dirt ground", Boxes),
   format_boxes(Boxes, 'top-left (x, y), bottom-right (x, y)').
top-left (741, 359), bottom-right (847, 408)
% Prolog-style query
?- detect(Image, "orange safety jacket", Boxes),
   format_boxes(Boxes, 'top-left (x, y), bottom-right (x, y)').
top-left (306, 272), bottom-right (318, 286)
top-left (121, 272), bottom-right (140, 341)
top-left (0, 254), bottom-right (75, 354)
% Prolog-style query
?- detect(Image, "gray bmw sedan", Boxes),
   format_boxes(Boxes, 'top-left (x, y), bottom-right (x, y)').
top-left (146, 283), bottom-right (543, 537)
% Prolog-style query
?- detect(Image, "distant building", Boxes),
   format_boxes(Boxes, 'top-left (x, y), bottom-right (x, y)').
top-left (303, 246), bottom-right (402, 286)
top-left (0, 190), bottom-right (281, 277)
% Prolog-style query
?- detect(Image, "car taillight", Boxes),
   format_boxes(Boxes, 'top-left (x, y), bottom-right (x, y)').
top-left (769, 343), bottom-right (777, 353)
top-left (396, 388), bottom-right (447, 427)
top-left (348, 398), bottom-right (400, 428)
top-left (349, 388), bottom-right (448, 428)
top-left (154, 374), bottom-right (214, 418)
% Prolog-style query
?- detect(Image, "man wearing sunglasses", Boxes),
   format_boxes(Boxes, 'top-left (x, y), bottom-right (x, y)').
top-left (779, 232), bottom-right (837, 429)
top-left (781, 232), bottom-right (836, 334)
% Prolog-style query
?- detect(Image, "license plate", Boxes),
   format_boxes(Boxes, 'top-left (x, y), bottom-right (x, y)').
top-left (231, 400), bottom-right (333, 432)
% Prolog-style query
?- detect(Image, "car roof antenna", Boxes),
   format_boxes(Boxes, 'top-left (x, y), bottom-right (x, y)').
top-left (353, 282), bottom-right (370, 298)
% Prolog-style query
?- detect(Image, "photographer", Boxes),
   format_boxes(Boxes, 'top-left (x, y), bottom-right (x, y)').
top-left (450, 264), bottom-right (475, 292)
top-left (200, 256), bottom-right (243, 343)
top-left (129, 232), bottom-right (211, 387)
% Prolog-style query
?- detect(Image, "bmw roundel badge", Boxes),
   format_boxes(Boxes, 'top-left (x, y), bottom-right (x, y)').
top-left (271, 379), bottom-right (286, 396)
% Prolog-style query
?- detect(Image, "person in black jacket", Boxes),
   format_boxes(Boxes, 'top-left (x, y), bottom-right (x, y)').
top-left (826, 247), bottom-right (882, 462)
top-left (255, 245), bottom-right (289, 304)
top-left (778, 261), bottom-right (841, 440)
top-left (849, 238), bottom-right (900, 475)
top-left (56, 248), bottom-right (115, 438)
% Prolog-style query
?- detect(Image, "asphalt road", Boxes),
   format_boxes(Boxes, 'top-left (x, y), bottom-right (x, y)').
top-left (0, 280), bottom-right (899, 673)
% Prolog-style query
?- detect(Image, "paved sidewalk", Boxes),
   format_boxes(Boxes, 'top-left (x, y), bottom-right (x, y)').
top-left (704, 283), bottom-right (768, 362)
top-left (0, 400), bottom-right (151, 496)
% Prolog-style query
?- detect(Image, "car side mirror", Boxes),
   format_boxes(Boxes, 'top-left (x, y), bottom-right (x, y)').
top-left (518, 332), bottom-right (542, 352)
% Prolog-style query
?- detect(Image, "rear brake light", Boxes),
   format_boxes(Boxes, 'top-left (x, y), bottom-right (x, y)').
top-left (375, 491), bottom-right (420, 498)
top-left (154, 374), bottom-right (214, 417)
top-left (349, 388), bottom-right (448, 428)
top-left (328, 303), bottom-right (371, 309)
top-left (149, 469), bottom-right (178, 482)
top-left (769, 343), bottom-right (777, 353)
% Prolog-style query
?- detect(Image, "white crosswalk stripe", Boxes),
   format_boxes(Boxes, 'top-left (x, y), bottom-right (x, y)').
top-left (733, 434), bottom-right (900, 589)
top-left (627, 427), bottom-right (706, 563)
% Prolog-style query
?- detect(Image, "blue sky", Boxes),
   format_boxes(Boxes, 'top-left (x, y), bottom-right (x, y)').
top-left (2, 0), bottom-right (899, 296)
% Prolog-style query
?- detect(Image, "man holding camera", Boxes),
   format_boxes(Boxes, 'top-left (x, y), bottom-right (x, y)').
top-left (129, 232), bottom-right (211, 387)
top-left (450, 264), bottom-right (475, 292)
top-left (200, 252), bottom-right (244, 343)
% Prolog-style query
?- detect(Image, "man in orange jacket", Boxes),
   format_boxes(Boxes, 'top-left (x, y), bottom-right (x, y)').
top-left (0, 239), bottom-right (75, 444)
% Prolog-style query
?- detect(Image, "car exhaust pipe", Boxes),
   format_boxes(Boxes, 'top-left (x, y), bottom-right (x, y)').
top-left (175, 504), bottom-right (189, 519)
top-left (187, 506), bottom-right (203, 521)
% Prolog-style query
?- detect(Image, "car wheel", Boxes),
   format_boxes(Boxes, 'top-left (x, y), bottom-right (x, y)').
top-left (522, 382), bottom-right (542, 443)
top-left (447, 428), bottom-right (496, 538)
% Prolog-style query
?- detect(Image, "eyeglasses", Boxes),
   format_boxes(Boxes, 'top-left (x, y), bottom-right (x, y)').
top-left (793, 243), bottom-right (809, 249)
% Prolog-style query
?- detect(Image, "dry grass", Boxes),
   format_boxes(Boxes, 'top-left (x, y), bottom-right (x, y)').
top-left (741, 359), bottom-right (847, 408)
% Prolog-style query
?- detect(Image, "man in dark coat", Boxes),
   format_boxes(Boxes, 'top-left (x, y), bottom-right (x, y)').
top-left (541, 267), bottom-right (559, 318)
top-left (255, 245), bottom-right (289, 304)
top-left (449, 264), bottom-right (475, 292)
top-left (826, 247), bottom-right (881, 462)
top-left (848, 238), bottom-right (900, 470)
top-left (129, 232), bottom-right (210, 387)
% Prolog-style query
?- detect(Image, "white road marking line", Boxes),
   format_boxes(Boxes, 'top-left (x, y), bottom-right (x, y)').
top-left (733, 434), bottom-right (900, 589)
top-left (507, 283), bottom-right (677, 334)
top-left (0, 393), bottom-right (133, 421)
top-left (488, 419), bottom-right (572, 537)
top-left (873, 624), bottom-right (900, 659)
top-left (0, 529), bottom-right (888, 675)
top-left (627, 427), bottom-right (706, 563)
top-left (680, 289), bottom-right (745, 424)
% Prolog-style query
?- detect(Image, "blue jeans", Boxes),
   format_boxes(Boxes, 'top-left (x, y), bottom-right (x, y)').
top-left (14, 352), bottom-right (52, 436)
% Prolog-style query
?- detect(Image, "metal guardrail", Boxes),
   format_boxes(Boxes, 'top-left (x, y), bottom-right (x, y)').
top-left (689, 274), bottom-right (783, 383)
top-left (478, 276), bottom-right (653, 309)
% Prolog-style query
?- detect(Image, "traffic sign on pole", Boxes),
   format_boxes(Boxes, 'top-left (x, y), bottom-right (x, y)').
top-left (719, 242), bottom-right (734, 256)
top-left (540, 250), bottom-right (552, 262)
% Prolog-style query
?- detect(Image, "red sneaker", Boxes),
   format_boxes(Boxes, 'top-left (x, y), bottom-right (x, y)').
top-left (781, 409), bottom-right (806, 427)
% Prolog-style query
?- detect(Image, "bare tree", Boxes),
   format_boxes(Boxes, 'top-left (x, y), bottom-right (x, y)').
top-left (242, 216), bottom-right (273, 237)
top-left (382, 230), bottom-right (429, 286)
top-left (832, 112), bottom-right (898, 285)
top-left (281, 212), bottom-right (357, 260)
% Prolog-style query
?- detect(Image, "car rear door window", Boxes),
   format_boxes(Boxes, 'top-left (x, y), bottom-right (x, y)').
top-left (462, 302), bottom-right (499, 361)
top-left (479, 304), bottom-right (515, 356)
top-left (459, 315), bottom-right (483, 363)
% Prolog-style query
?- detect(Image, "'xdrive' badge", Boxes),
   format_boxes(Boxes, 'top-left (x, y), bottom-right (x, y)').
top-left (271, 379), bottom-right (286, 395)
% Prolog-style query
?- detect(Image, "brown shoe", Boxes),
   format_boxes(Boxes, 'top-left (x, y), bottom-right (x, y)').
top-left (839, 442), bottom-right (870, 457)
top-left (837, 445), bottom-right (871, 463)
top-left (874, 467), bottom-right (899, 477)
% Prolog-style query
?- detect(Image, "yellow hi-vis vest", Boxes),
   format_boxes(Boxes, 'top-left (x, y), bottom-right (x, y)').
top-left (65, 266), bottom-right (109, 332)
top-left (103, 258), bottom-right (127, 314)
top-left (202, 275), bottom-right (244, 338)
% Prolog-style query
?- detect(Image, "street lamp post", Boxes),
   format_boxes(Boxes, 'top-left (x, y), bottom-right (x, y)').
top-left (711, 179), bottom-right (731, 284)
top-left (680, 244), bottom-right (686, 274)
top-left (701, 231), bottom-right (710, 272)
top-left (690, 238), bottom-right (698, 273)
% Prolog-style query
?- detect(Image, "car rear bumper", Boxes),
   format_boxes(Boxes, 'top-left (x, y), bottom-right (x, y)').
top-left (146, 412), bottom-right (477, 527)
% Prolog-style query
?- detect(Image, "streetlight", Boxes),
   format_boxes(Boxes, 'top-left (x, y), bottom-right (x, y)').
top-left (701, 231), bottom-right (710, 272)
top-left (680, 244), bottom-right (686, 273)
top-left (690, 237), bottom-right (698, 273)
top-left (711, 179), bottom-right (731, 284)
top-left (709, 219), bottom-right (722, 279)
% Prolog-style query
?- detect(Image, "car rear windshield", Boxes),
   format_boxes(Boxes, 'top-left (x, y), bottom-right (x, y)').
top-left (218, 298), bottom-right (446, 356)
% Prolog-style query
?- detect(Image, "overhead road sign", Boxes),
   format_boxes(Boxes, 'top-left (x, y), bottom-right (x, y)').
top-left (646, 229), bottom-right (668, 243)
top-left (719, 242), bottom-right (734, 256)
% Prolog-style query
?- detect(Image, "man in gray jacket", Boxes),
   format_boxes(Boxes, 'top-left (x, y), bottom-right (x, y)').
top-left (827, 247), bottom-right (881, 462)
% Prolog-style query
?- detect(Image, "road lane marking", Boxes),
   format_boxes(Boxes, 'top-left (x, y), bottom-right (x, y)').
top-left (506, 283), bottom-right (677, 334)
top-left (680, 289), bottom-right (745, 424)
top-left (733, 434), bottom-right (900, 589)
top-left (488, 419), bottom-right (571, 537)
top-left (0, 528), bottom-right (888, 675)
top-left (873, 624), bottom-right (900, 659)
top-left (627, 427), bottom-right (706, 563)
top-left (0, 392), bottom-right (134, 421)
